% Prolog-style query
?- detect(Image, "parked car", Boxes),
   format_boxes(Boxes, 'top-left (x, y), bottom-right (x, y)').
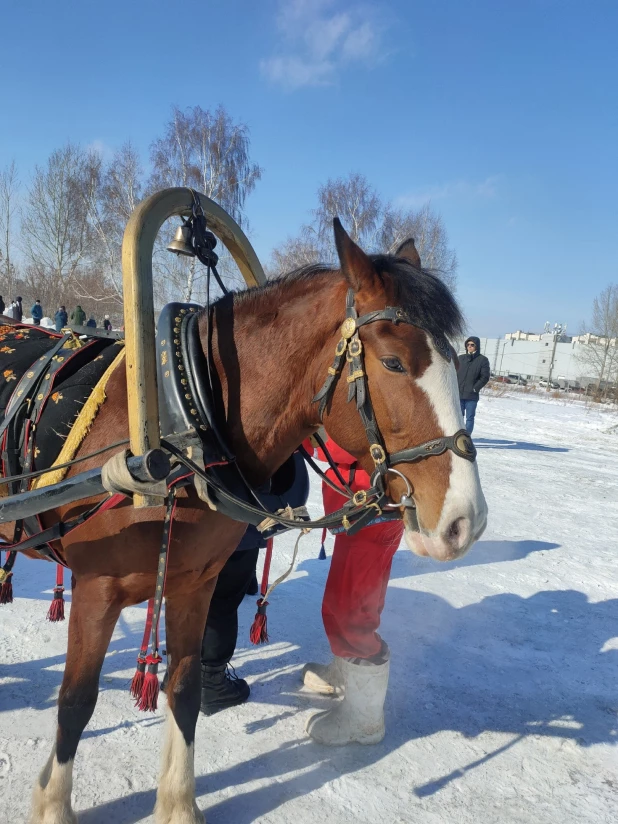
top-left (539, 378), bottom-right (560, 389)
top-left (492, 375), bottom-right (513, 384)
top-left (507, 374), bottom-right (527, 385)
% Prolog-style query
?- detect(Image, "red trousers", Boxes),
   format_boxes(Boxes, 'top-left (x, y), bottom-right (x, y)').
top-left (302, 435), bottom-right (405, 659)
top-left (322, 518), bottom-right (404, 658)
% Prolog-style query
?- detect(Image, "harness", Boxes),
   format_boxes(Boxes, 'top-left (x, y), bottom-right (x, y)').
top-left (310, 288), bottom-right (477, 530)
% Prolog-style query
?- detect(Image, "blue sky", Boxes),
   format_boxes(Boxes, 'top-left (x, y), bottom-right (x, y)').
top-left (1, 0), bottom-right (616, 337)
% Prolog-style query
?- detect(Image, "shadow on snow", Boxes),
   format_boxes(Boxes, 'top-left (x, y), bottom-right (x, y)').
top-left (5, 539), bottom-right (614, 823)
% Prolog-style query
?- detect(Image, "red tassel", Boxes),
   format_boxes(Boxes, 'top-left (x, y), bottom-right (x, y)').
top-left (136, 655), bottom-right (161, 712)
top-left (250, 599), bottom-right (269, 645)
top-left (47, 589), bottom-right (65, 622)
top-left (0, 578), bottom-right (13, 604)
top-left (130, 658), bottom-right (146, 699)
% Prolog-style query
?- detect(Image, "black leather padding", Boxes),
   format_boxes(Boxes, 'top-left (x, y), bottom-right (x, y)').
top-left (156, 301), bottom-right (310, 538)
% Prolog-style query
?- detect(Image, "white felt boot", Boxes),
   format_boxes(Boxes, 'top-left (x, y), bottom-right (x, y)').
top-left (306, 654), bottom-right (389, 745)
top-left (301, 657), bottom-right (344, 695)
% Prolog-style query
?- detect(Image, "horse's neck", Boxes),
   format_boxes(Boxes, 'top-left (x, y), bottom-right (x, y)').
top-left (211, 273), bottom-right (346, 482)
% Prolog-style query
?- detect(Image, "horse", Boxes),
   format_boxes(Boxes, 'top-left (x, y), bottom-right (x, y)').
top-left (0, 219), bottom-right (486, 823)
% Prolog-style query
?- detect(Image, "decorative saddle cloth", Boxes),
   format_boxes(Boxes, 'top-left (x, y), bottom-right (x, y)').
top-left (0, 323), bottom-right (124, 498)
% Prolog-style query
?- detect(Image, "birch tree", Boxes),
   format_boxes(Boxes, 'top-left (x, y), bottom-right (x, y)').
top-left (149, 105), bottom-right (262, 302)
top-left (576, 284), bottom-right (618, 395)
top-left (0, 161), bottom-right (20, 298)
top-left (267, 173), bottom-right (458, 290)
top-left (21, 144), bottom-right (92, 288)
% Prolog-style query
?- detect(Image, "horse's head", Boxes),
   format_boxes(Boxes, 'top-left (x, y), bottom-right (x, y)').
top-left (320, 220), bottom-right (487, 562)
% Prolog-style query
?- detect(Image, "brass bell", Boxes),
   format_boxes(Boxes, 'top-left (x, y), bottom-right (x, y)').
top-left (167, 224), bottom-right (195, 257)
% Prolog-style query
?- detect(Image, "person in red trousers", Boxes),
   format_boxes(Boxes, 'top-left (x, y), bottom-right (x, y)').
top-left (302, 436), bottom-right (404, 745)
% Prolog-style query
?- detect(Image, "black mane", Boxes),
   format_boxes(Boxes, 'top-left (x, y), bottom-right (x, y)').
top-left (218, 254), bottom-right (465, 342)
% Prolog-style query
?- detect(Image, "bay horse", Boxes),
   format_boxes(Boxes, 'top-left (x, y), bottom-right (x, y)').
top-left (1, 220), bottom-right (486, 823)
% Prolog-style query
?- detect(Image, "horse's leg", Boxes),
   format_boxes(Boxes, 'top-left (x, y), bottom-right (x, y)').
top-left (154, 581), bottom-right (215, 824)
top-left (31, 576), bottom-right (122, 824)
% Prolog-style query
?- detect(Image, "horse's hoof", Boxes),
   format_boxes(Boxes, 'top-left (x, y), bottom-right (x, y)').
top-left (154, 802), bottom-right (204, 824)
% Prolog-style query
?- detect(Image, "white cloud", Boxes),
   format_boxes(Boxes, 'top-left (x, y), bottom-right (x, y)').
top-left (396, 176), bottom-right (502, 208)
top-left (261, 1), bottom-right (385, 90)
top-left (86, 139), bottom-right (113, 159)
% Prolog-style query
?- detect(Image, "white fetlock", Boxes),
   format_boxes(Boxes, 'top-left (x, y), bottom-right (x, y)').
top-left (154, 801), bottom-right (204, 824)
top-left (306, 654), bottom-right (390, 746)
top-left (30, 748), bottom-right (77, 824)
top-left (301, 657), bottom-right (344, 695)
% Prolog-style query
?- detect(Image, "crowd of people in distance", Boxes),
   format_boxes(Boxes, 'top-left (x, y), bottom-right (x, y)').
top-left (0, 295), bottom-right (113, 332)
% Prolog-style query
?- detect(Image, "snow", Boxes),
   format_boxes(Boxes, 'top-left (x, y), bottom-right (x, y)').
top-left (1, 393), bottom-right (617, 823)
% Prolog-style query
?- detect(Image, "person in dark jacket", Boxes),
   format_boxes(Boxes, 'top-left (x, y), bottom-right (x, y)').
top-left (103, 314), bottom-right (112, 331)
top-left (70, 305), bottom-right (86, 326)
top-left (0, 296), bottom-right (4, 315)
top-left (457, 336), bottom-right (490, 434)
top-left (31, 299), bottom-right (43, 325)
top-left (14, 297), bottom-right (23, 322)
top-left (86, 315), bottom-right (97, 328)
top-left (55, 305), bottom-right (68, 332)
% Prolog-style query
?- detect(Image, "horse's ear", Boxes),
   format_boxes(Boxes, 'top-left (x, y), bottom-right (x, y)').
top-left (333, 217), bottom-right (378, 292)
top-left (395, 237), bottom-right (422, 269)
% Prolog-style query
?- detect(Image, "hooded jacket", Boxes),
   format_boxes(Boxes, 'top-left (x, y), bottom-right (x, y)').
top-left (71, 305), bottom-right (86, 326)
top-left (457, 336), bottom-right (490, 400)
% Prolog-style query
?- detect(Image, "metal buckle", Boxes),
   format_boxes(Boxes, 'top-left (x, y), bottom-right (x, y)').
top-left (335, 338), bottom-right (347, 357)
top-left (352, 490), bottom-right (367, 507)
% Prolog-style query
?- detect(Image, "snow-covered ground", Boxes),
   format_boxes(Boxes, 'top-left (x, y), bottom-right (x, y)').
top-left (1, 394), bottom-right (617, 823)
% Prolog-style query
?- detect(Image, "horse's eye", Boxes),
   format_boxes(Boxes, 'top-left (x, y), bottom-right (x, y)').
top-left (381, 357), bottom-right (405, 373)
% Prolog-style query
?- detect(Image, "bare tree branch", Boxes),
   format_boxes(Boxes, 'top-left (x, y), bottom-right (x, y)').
top-left (148, 105), bottom-right (262, 301)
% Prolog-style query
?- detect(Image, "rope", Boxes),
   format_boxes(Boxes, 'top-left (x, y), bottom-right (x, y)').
top-left (262, 522), bottom-right (309, 604)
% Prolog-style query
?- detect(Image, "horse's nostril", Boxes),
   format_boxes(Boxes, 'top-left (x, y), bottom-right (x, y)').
top-left (445, 517), bottom-right (470, 551)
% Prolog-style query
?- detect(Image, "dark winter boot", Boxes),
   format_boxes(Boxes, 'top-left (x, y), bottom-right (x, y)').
top-left (200, 663), bottom-right (250, 716)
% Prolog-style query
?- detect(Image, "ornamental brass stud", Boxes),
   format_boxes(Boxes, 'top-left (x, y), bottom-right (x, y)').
top-left (335, 338), bottom-right (347, 357)
top-left (349, 338), bottom-right (362, 357)
top-left (174, 317), bottom-right (181, 323)
top-left (370, 444), bottom-right (386, 464)
top-left (190, 409), bottom-right (197, 416)
top-left (181, 378), bottom-right (187, 385)
top-left (341, 317), bottom-right (356, 339)
top-left (185, 393), bottom-right (191, 400)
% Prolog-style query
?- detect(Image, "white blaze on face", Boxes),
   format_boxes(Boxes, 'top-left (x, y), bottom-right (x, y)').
top-left (405, 334), bottom-right (488, 561)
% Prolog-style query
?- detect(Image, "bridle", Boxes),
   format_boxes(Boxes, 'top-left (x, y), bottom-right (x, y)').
top-left (312, 288), bottom-right (476, 527)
